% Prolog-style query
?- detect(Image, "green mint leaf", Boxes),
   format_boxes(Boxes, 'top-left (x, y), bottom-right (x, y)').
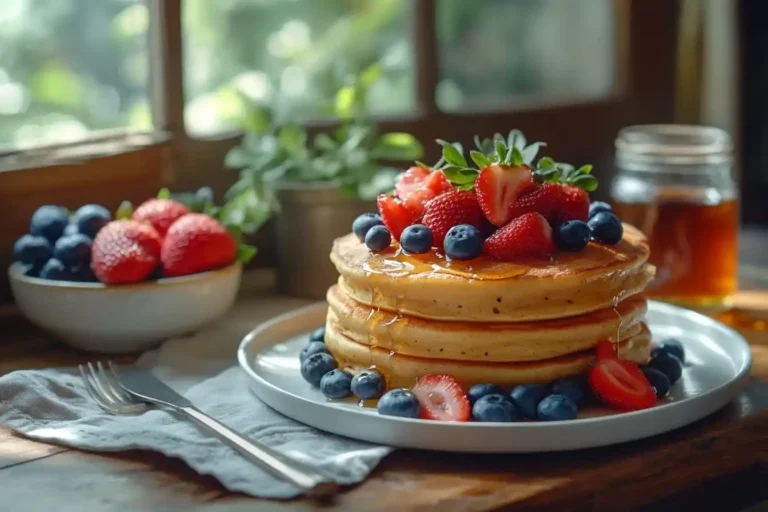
top-left (236, 244), bottom-right (258, 264)
top-left (538, 157), bottom-right (555, 170)
top-left (157, 188), bottom-right (171, 200)
top-left (116, 201), bottom-right (133, 220)
top-left (573, 174), bottom-right (598, 192)
top-left (521, 142), bottom-right (546, 164)
top-left (577, 164), bottom-right (593, 174)
top-left (508, 129), bottom-right (526, 149)
top-left (442, 166), bottom-right (477, 185)
top-left (470, 150), bottom-right (491, 169)
top-left (494, 140), bottom-right (506, 163)
top-left (510, 147), bottom-right (524, 166)
top-left (436, 139), bottom-right (467, 168)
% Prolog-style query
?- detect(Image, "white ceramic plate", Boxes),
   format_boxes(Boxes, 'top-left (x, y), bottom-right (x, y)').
top-left (237, 301), bottom-right (752, 453)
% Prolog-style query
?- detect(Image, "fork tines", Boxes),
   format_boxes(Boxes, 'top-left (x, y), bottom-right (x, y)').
top-left (78, 361), bottom-right (146, 415)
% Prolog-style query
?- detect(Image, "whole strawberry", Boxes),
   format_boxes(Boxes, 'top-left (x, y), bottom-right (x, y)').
top-left (422, 190), bottom-right (484, 248)
top-left (161, 214), bottom-right (236, 277)
top-left (91, 220), bottom-right (162, 284)
top-left (133, 198), bottom-right (190, 236)
top-left (508, 183), bottom-right (589, 224)
top-left (484, 212), bottom-right (554, 261)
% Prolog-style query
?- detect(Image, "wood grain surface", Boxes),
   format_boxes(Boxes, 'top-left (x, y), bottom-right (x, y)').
top-left (0, 284), bottom-right (766, 511)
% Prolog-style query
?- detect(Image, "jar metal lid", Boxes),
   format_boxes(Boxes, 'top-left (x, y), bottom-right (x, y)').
top-left (616, 124), bottom-right (733, 167)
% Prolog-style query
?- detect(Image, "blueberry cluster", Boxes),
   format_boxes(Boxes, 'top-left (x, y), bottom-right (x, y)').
top-left (465, 378), bottom-right (584, 422)
top-left (12, 204), bottom-right (111, 281)
top-left (642, 338), bottom-right (685, 398)
top-left (299, 326), bottom-right (386, 402)
top-left (554, 202), bottom-right (624, 252)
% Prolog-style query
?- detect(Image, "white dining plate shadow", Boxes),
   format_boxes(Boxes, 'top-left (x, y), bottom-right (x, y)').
top-left (237, 301), bottom-right (752, 453)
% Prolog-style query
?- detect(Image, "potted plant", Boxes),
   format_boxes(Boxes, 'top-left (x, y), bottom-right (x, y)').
top-left (222, 66), bottom-right (423, 298)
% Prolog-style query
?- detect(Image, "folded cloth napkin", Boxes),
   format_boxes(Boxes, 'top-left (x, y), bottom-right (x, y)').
top-left (0, 297), bottom-right (392, 498)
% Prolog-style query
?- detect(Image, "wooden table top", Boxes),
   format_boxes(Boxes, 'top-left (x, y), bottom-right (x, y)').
top-left (2, 235), bottom-right (768, 512)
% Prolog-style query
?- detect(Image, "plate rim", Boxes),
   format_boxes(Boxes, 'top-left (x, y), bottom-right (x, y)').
top-left (236, 300), bottom-right (752, 449)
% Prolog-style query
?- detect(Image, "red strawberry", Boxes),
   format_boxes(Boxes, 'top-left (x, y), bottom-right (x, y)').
top-left (91, 220), bottom-right (162, 284)
top-left (133, 199), bottom-right (191, 236)
top-left (396, 167), bottom-right (451, 217)
top-left (422, 190), bottom-right (484, 248)
top-left (411, 374), bottom-right (471, 422)
top-left (475, 164), bottom-right (535, 227)
top-left (377, 195), bottom-right (420, 241)
top-left (483, 212), bottom-right (554, 261)
top-left (596, 340), bottom-right (618, 360)
top-left (161, 214), bottom-right (237, 277)
top-left (589, 356), bottom-right (657, 411)
top-left (508, 183), bottom-right (589, 224)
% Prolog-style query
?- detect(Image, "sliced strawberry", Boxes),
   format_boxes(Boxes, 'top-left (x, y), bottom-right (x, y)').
top-left (411, 374), bottom-right (471, 422)
top-left (475, 164), bottom-right (535, 227)
top-left (596, 340), bottom-right (618, 360)
top-left (395, 166), bottom-right (431, 199)
top-left (377, 195), bottom-right (419, 241)
top-left (589, 357), bottom-right (657, 411)
top-left (422, 190), bottom-right (484, 248)
top-left (399, 169), bottom-right (452, 217)
top-left (508, 183), bottom-right (589, 224)
top-left (483, 212), bottom-right (554, 261)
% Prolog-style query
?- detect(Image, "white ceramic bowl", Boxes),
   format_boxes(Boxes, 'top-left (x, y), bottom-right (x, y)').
top-left (8, 262), bottom-right (242, 353)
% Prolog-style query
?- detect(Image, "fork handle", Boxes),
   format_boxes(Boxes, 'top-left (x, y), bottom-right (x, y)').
top-left (180, 406), bottom-right (338, 497)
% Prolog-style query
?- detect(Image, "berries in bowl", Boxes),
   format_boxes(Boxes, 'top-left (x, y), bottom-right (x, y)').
top-left (8, 189), bottom-right (255, 353)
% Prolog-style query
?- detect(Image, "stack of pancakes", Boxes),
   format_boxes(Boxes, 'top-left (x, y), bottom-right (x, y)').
top-left (325, 224), bottom-right (656, 389)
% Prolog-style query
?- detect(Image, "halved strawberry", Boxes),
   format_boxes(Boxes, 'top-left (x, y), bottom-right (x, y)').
top-left (596, 340), bottom-right (618, 360)
top-left (395, 166), bottom-right (430, 199)
top-left (483, 212), bottom-right (554, 261)
top-left (508, 183), bottom-right (589, 224)
top-left (475, 164), bottom-right (535, 227)
top-left (411, 374), bottom-right (471, 422)
top-left (377, 195), bottom-right (419, 241)
top-left (589, 357), bottom-right (657, 411)
top-left (398, 168), bottom-right (452, 217)
top-left (422, 190), bottom-right (484, 248)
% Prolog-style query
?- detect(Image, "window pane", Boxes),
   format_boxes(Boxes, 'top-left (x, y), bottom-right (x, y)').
top-left (436, 0), bottom-right (615, 111)
top-left (0, 0), bottom-right (150, 151)
top-left (183, 0), bottom-right (414, 137)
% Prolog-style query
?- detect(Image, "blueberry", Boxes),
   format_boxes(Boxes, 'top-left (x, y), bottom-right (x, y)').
top-left (63, 223), bottom-right (80, 237)
top-left (24, 264), bottom-right (44, 278)
top-left (39, 259), bottom-right (75, 281)
top-left (642, 368), bottom-right (671, 398)
top-left (377, 389), bottom-right (421, 418)
top-left (351, 370), bottom-right (385, 400)
top-left (444, 224), bottom-right (482, 260)
top-left (468, 383), bottom-right (506, 406)
top-left (554, 220), bottom-right (591, 252)
top-left (400, 224), bottom-right (433, 254)
top-left (551, 376), bottom-right (586, 405)
top-left (300, 352), bottom-right (337, 387)
top-left (589, 201), bottom-right (613, 218)
top-left (652, 338), bottom-right (685, 363)
top-left (53, 234), bottom-right (92, 267)
top-left (74, 204), bottom-right (111, 239)
top-left (588, 212), bottom-right (623, 245)
top-left (352, 213), bottom-right (384, 242)
top-left (471, 394), bottom-right (518, 422)
top-left (320, 369), bottom-right (353, 399)
top-left (30, 205), bottom-right (69, 242)
top-left (71, 265), bottom-right (98, 283)
top-left (648, 353), bottom-right (683, 385)
top-left (309, 326), bottom-right (326, 343)
top-left (13, 235), bottom-right (52, 266)
top-left (510, 384), bottom-right (548, 419)
top-left (299, 341), bottom-right (328, 364)
top-left (365, 225), bottom-right (391, 252)
top-left (537, 394), bottom-right (578, 421)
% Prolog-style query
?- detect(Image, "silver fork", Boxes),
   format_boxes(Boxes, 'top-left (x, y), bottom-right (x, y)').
top-left (79, 361), bottom-right (338, 498)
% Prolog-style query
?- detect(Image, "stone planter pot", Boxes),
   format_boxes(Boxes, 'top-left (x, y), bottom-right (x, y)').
top-left (272, 181), bottom-right (375, 299)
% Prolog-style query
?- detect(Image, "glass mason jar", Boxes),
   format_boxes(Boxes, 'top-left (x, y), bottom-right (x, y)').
top-left (610, 125), bottom-right (739, 312)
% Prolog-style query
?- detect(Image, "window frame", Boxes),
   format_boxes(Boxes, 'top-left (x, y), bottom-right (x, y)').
top-left (0, 0), bottom-right (679, 303)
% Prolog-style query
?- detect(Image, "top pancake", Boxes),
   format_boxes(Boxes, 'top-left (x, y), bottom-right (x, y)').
top-left (330, 223), bottom-right (655, 323)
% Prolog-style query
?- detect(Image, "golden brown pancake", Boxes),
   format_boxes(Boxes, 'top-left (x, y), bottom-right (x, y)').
top-left (331, 224), bottom-right (655, 323)
top-left (325, 321), bottom-right (652, 389)
top-left (327, 284), bottom-right (647, 362)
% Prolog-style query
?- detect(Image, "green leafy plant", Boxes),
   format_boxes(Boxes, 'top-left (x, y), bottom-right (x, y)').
top-left (430, 130), bottom-right (598, 192)
top-left (222, 64), bottom-right (423, 234)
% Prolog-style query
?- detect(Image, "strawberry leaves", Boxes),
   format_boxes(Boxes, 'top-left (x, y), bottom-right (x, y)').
top-left (533, 157), bottom-right (598, 192)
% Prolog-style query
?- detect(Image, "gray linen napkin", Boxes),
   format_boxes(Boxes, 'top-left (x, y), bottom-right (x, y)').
top-left (0, 297), bottom-right (392, 498)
